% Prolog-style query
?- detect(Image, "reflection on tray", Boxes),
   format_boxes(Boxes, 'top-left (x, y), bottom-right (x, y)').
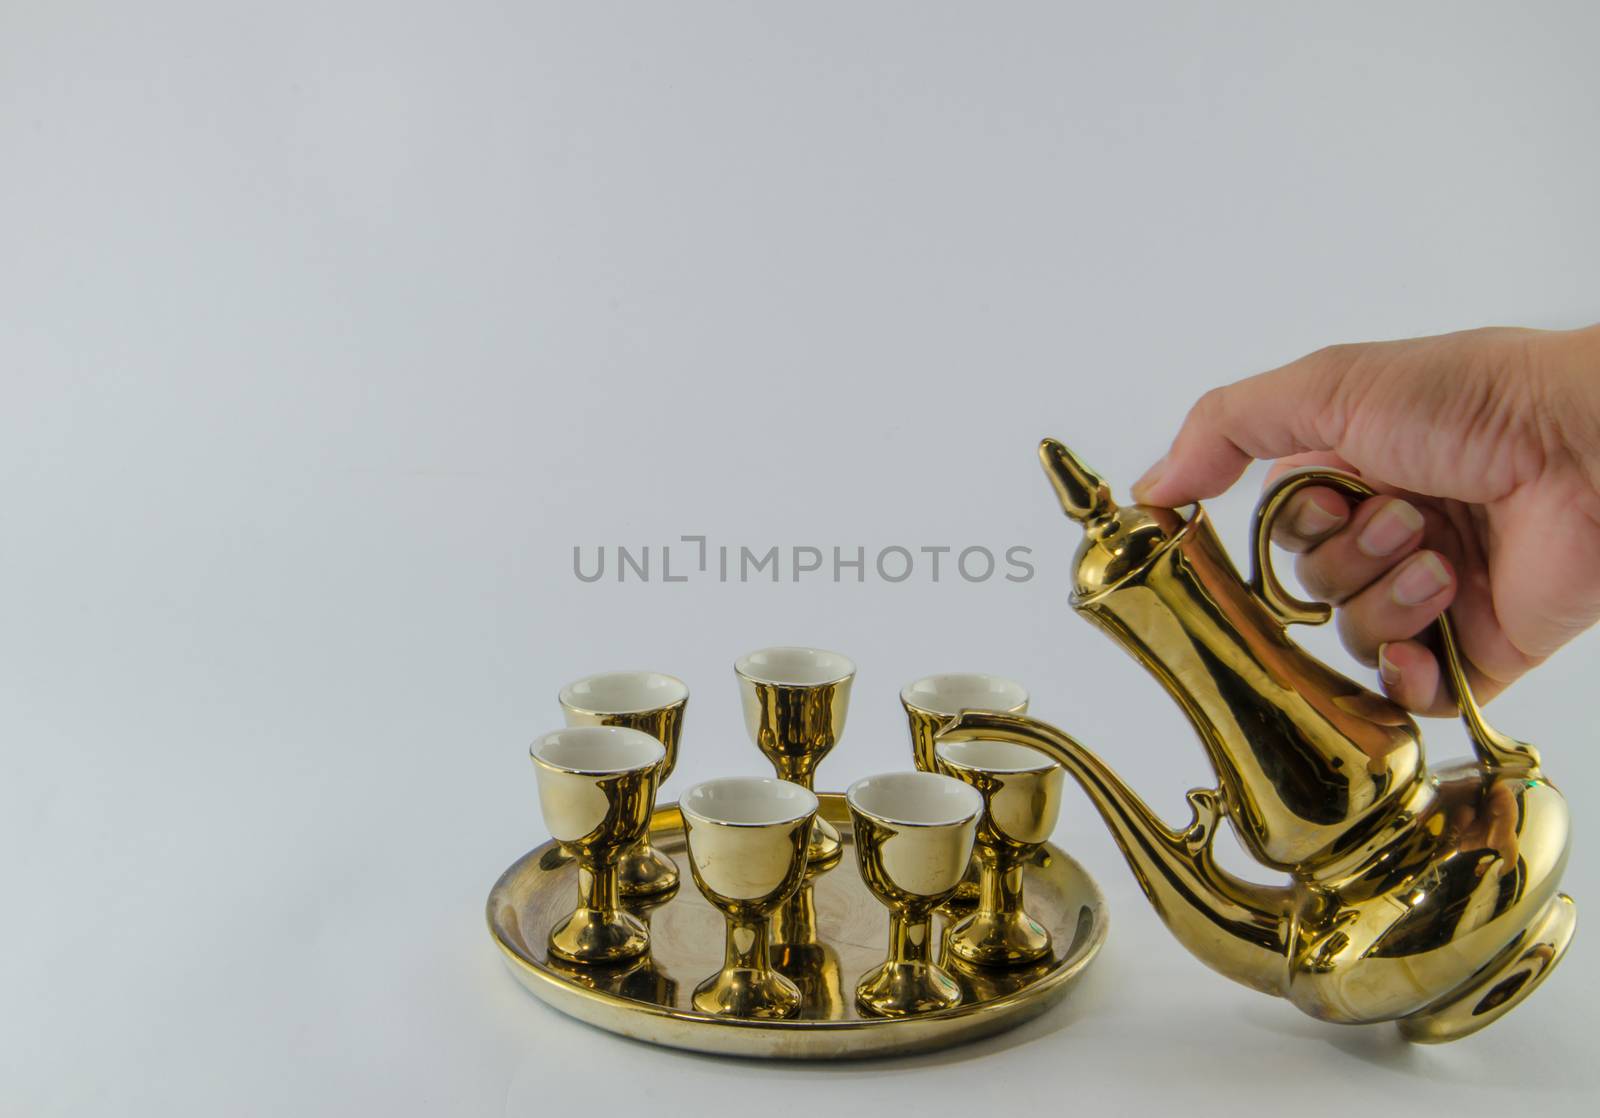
top-left (487, 794), bottom-right (1108, 1058)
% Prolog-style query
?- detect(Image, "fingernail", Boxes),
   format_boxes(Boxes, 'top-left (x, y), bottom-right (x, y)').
top-left (1378, 643), bottom-right (1401, 686)
top-left (1392, 551), bottom-right (1450, 606)
top-left (1131, 455), bottom-right (1168, 502)
top-left (1293, 497), bottom-right (1345, 539)
top-left (1357, 499), bottom-right (1424, 558)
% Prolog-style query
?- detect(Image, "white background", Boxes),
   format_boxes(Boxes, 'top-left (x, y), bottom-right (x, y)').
top-left (3, 2), bottom-right (1597, 1115)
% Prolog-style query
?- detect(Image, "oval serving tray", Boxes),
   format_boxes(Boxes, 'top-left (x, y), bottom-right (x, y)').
top-left (486, 792), bottom-right (1108, 1058)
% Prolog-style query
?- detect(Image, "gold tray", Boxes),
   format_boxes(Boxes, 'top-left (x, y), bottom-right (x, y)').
top-left (486, 792), bottom-right (1108, 1058)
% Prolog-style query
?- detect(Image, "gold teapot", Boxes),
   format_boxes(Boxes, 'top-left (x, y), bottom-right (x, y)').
top-left (938, 439), bottom-right (1576, 1042)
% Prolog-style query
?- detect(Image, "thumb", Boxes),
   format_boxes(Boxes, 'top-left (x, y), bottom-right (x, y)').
top-left (1131, 349), bottom-right (1351, 506)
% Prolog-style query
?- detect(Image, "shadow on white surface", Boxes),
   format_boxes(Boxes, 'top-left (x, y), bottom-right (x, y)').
top-left (1234, 995), bottom-right (1599, 1091)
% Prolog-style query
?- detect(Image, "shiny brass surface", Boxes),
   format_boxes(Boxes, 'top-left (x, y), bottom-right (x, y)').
top-left (771, 879), bottom-right (847, 1020)
top-left (846, 772), bottom-right (982, 1017)
top-left (1248, 470), bottom-right (1544, 776)
top-left (487, 793), bottom-right (1108, 1058)
top-left (902, 675), bottom-right (1029, 908)
top-left (679, 778), bottom-right (816, 1019)
top-left (560, 671), bottom-right (688, 897)
top-left (936, 740), bottom-right (1065, 967)
top-left (937, 439), bottom-right (1576, 1042)
top-left (901, 674), bottom-right (1030, 774)
top-left (529, 727), bottom-right (665, 965)
top-left (736, 647), bottom-right (855, 868)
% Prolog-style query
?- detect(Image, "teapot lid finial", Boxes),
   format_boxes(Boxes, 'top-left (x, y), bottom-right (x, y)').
top-left (1039, 438), bottom-right (1114, 523)
top-left (1040, 437), bottom-right (1192, 601)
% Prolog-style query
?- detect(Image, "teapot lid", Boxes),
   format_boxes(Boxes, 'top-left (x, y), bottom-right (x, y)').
top-left (1039, 439), bottom-right (1193, 601)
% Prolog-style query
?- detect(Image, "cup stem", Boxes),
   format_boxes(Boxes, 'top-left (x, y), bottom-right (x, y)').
top-left (888, 911), bottom-right (934, 968)
top-left (578, 851), bottom-right (622, 917)
top-left (976, 847), bottom-right (1025, 918)
top-left (774, 883), bottom-right (819, 946)
top-left (949, 843), bottom-right (1051, 966)
top-left (774, 756), bottom-right (817, 789)
top-left (723, 915), bottom-right (774, 973)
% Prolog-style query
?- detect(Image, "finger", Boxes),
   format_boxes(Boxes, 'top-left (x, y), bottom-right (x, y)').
top-left (1334, 550), bottom-right (1457, 666)
top-left (1377, 636), bottom-right (1519, 717)
top-left (1133, 347), bottom-right (1357, 505)
top-left (1270, 488), bottom-right (1351, 553)
top-left (1294, 496), bottom-right (1428, 603)
top-left (1262, 451), bottom-right (1360, 484)
top-left (1263, 453), bottom-right (1406, 496)
top-left (1265, 451), bottom-right (1425, 558)
top-left (1262, 454), bottom-right (1363, 553)
top-left (1377, 640), bottom-right (1452, 715)
top-left (1425, 505), bottom-right (1548, 686)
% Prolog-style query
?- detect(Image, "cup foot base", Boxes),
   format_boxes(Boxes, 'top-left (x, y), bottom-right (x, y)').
top-left (806, 815), bottom-right (843, 870)
top-left (1397, 892), bottom-right (1576, 1043)
top-left (548, 908), bottom-right (650, 965)
top-left (855, 961), bottom-right (963, 1017)
top-left (949, 909), bottom-right (1053, 968)
top-left (692, 967), bottom-right (803, 1019)
top-left (617, 839), bottom-right (680, 898)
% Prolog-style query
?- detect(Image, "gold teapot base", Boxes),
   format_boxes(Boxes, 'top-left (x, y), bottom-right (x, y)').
top-left (1398, 892), bottom-right (1577, 1043)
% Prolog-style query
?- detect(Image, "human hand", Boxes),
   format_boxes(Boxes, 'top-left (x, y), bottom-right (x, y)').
top-left (1132, 325), bottom-right (1600, 714)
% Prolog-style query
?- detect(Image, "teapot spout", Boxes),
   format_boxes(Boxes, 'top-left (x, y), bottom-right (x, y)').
top-left (939, 709), bottom-right (1292, 996)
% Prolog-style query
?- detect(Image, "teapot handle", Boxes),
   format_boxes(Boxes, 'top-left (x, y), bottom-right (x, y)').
top-left (1249, 468), bottom-right (1541, 775)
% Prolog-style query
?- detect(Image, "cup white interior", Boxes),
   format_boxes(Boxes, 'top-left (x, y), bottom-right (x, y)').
top-left (936, 738), bottom-right (1056, 774)
top-left (530, 725), bottom-right (664, 774)
top-left (681, 777), bottom-right (818, 827)
top-left (901, 673), bottom-right (1027, 714)
top-left (847, 771), bottom-right (982, 827)
top-left (735, 647), bottom-right (855, 687)
top-left (560, 670), bottom-right (688, 714)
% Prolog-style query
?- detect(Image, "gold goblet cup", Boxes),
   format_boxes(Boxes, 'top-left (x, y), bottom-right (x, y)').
top-left (902, 674), bottom-right (1028, 908)
top-left (681, 777), bottom-right (818, 1019)
top-left (935, 739), bottom-right (1064, 967)
top-left (847, 771), bottom-right (982, 1017)
top-left (560, 670), bottom-right (688, 897)
top-left (901, 673), bottom-right (1028, 774)
top-left (530, 726), bottom-right (665, 965)
top-left (735, 647), bottom-right (854, 870)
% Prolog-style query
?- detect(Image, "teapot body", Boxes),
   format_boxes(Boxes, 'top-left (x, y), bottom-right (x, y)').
top-left (1072, 500), bottom-right (1424, 872)
top-left (1284, 761), bottom-right (1571, 1034)
top-left (938, 439), bottom-right (1578, 1041)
